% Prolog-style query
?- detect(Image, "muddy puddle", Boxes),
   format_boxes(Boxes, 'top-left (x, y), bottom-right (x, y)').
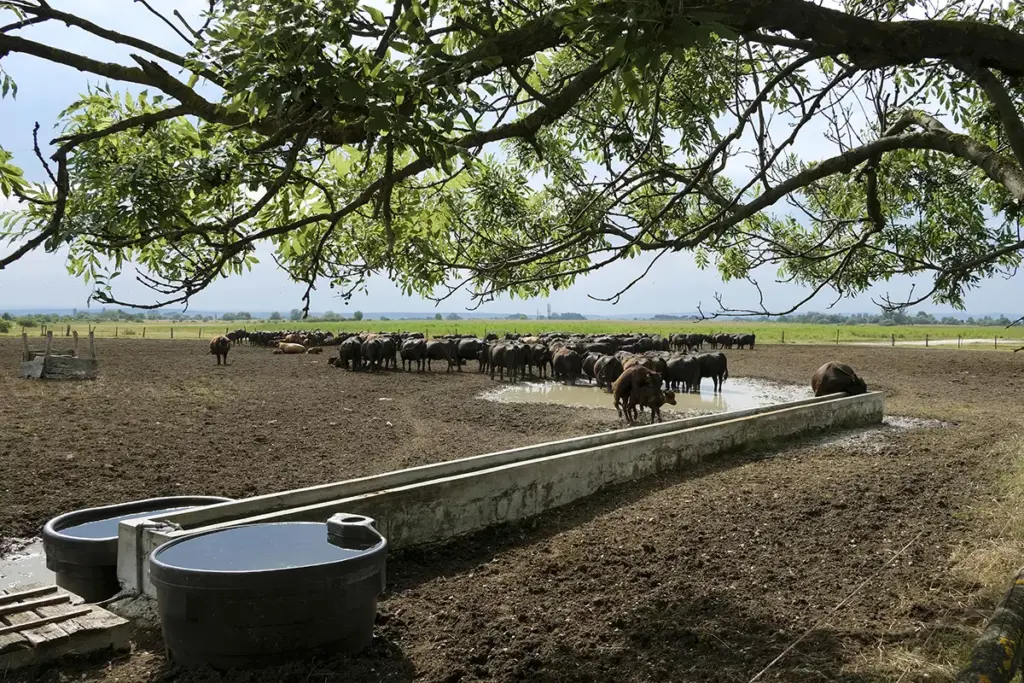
top-left (806, 415), bottom-right (955, 453)
top-left (0, 538), bottom-right (54, 591)
top-left (481, 377), bottom-right (812, 415)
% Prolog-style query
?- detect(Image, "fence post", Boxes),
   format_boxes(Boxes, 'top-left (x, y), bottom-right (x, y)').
top-left (21, 332), bottom-right (30, 361)
top-left (115, 326), bottom-right (118, 338)
top-left (73, 331), bottom-right (79, 357)
top-left (781, 330), bottom-right (785, 344)
top-left (143, 327), bottom-right (146, 338)
top-left (925, 334), bottom-right (929, 347)
top-left (891, 334), bottom-right (895, 347)
top-left (995, 336), bottom-right (998, 349)
top-left (836, 329), bottom-right (840, 345)
top-left (199, 327), bottom-right (203, 338)
top-left (170, 327), bottom-right (174, 339)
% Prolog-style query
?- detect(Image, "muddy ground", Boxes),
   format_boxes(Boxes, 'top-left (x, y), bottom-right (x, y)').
top-left (2, 339), bottom-right (1021, 682)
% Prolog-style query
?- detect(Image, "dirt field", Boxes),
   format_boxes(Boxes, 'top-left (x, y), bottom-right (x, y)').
top-left (2, 339), bottom-right (1022, 683)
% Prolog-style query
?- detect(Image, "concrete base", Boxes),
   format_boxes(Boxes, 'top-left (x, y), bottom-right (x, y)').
top-left (19, 356), bottom-right (98, 380)
top-left (118, 391), bottom-right (883, 598)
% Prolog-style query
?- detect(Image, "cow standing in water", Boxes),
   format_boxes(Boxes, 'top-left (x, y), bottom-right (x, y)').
top-left (210, 335), bottom-right (231, 365)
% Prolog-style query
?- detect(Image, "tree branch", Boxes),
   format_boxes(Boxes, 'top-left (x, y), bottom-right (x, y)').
top-left (954, 61), bottom-right (1024, 168)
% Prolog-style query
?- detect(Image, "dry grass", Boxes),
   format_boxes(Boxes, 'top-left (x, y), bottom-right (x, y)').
top-left (846, 435), bottom-right (1024, 682)
top-left (950, 435), bottom-right (1024, 603)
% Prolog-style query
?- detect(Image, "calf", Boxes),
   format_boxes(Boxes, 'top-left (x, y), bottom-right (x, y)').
top-left (611, 365), bottom-right (662, 418)
top-left (626, 387), bottom-right (676, 424)
top-left (209, 335), bottom-right (231, 365)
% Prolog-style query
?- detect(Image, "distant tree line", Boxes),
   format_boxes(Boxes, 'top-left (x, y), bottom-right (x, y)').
top-left (0, 309), bottom-right (1018, 331)
top-left (762, 311), bottom-right (1018, 327)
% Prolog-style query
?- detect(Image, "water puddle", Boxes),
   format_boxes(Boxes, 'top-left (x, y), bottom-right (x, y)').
top-left (0, 538), bottom-right (54, 591)
top-left (481, 377), bottom-right (812, 415)
top-left (806, 415), bottom-right (955, 453)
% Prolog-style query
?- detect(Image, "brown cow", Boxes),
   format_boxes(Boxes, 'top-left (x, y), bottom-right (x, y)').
top-left (626, 388), bottom-right (677, 424)
top-left (274, 342), bottom-right (307, 355)
top-left (811, 361), bottom-right (867, 397)
top-left (611, 365), bottom-right (662, 418)
top-left (209, 335), bottom-right (231, 365)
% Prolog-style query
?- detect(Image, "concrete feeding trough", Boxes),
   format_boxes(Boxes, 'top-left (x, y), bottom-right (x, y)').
top-left (118, 390), bottom-right (885, 598)
top-left (19, 331), bottom-right (98, 380)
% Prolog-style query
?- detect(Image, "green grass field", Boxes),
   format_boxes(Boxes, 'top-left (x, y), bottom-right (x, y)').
top-left (6, 318), bottom-right (1024, 347)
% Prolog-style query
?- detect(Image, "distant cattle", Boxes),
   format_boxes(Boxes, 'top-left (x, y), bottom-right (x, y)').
top-left (209, 336), bottom-right (231, 365)
top-left (275, 342), bottom-right (306, 355)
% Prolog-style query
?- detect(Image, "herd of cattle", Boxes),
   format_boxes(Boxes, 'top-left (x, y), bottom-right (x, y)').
top-left (209, 328), bottom-right (867, 424)
top-left (213, 329), bottom-right (744, 392)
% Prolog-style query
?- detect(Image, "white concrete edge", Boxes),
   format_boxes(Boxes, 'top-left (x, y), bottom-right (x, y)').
top-left (146, 391), bottom-right (844, 532)
top-left (120, 391), bottom-right (882, 597)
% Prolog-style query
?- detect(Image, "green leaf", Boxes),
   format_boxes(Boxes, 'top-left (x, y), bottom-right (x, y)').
top-left (366, 5), bottom-right (387, 25)
top-left (619, 68), bottom-right (642, 103)
top-left (610, 83), bottom-right (624, 116)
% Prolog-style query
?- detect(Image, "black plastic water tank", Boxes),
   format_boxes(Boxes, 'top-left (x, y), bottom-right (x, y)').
top-left (42, 496), bottom-right (232, 602)
top-left (149, 515), bottom-right (388, 669)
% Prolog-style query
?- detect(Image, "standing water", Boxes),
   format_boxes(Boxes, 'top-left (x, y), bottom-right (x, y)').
top-left (0, 539), bottom-right (54, 591)
top-left (58, 506), bottom-right (194, 540)
top-left (481, 377), bottom-right (811, 414)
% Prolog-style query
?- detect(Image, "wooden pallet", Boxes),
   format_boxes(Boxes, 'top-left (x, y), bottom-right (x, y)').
top-left (0, 584), bottom-right (129, 671)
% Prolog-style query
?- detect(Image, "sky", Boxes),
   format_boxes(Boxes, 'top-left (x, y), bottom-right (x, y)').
top-left (0, 1), bottom-right (1019, 316)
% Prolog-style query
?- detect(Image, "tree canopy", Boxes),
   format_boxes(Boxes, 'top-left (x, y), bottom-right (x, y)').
top-left (2, 0), bottom-right (1024, 316)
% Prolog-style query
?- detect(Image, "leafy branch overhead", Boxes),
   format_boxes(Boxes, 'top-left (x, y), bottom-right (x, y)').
top-left (2, 0), bottom-right (1024, 315)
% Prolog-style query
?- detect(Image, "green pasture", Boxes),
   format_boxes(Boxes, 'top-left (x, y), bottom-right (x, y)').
top-left (6, 319), bottom-right (1023, 347)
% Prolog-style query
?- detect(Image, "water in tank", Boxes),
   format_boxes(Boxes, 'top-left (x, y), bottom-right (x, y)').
top-left (149, 517), bottom-right (388, 669)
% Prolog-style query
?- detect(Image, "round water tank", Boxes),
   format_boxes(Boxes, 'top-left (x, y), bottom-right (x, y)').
top-left (149, 517), bottom-right (387, 669)
top-left (42, 496), bottom-right (232, 602)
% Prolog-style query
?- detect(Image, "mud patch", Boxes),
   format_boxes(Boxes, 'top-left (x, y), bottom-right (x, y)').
top-left (480, 377), bottom-right (812, 416)
top-left (0, 537), bottom-right (54, 591)
top-left (808, 414), bottom-right (955, 453)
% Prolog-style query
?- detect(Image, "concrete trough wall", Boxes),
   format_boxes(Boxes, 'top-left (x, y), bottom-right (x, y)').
top-left (117, 392), bottom-right (844, 592)
top-left (120, 391), bottom-right (883, 597)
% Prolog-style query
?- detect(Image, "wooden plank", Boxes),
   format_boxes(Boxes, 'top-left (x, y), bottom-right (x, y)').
top-left (2, 608), bottom-right (70, 646)
top-left (35, 602), bottom-right (86, 637)
top-left (0, 594), bottom-right (70, 617)
top-left (0, 585), bottom-right (130, 671)
top-left (0, 586), bottom-right (58, 606)
top-left (0, 609), bottom-right (91, 637)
